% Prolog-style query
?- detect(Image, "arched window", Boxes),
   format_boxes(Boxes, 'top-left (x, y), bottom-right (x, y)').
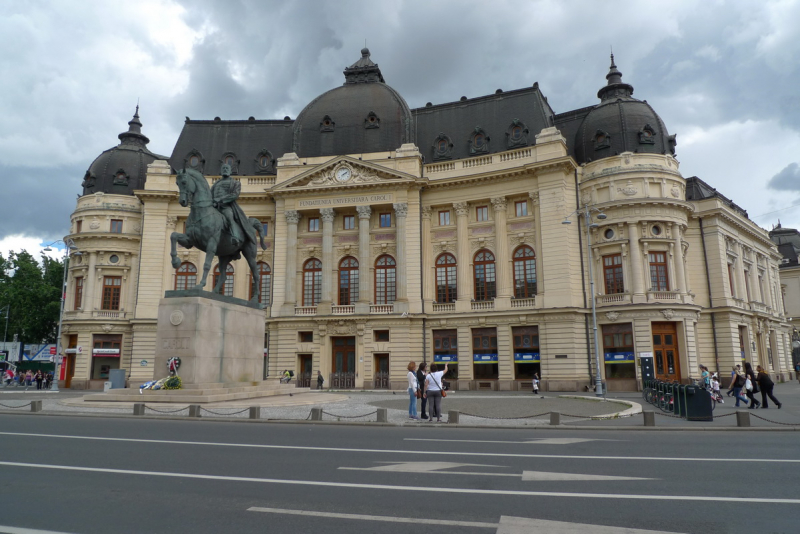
top-left (513, 245), bottom-right (537, 298)
top-left (303, 258), bottom-right (322, 306)
top-left (250, 262), bottom-right (271, 305)
top-left (338, 257), bottom-right (359, 305)
top-left (374, 255), bottom-right (396, 305)
top-left (213, 264), bottom-right (234, 297)
top-left (435, 253), bottom-right (457, 303)
top-left (175, 262), bottom-right (197, 291)
top-left (473, 250), bottom-right (496, 301)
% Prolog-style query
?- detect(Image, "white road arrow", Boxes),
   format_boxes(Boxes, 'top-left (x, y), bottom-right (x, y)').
top-left (521, 471), bottom-right (654, 482)
top-left (498, 515), bottom-right (682, 533)
top-left (405, 438), bottom-right (619, 445)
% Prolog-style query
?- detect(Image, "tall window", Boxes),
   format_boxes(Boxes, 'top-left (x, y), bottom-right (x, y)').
top-left (74, 276), bottom-right (84, 310)
top-left (744, 269), bottom-right (752, 301)
top-left (338, 257), bottom-right (359, 305)
top-left (308, 217), bottom-right (319, 232)
top-left (110, 219), bottom-right (123, 233)
top-left (727, 264), bottom-right (735, 297)
top-left (603, 254), bottom-right (624, 294)
top-left (474, 250), bottom-right (496, 301)
top-left (515, 201), bottom-right (528, 217)
top-left (476, 206), bottom-right (489, 222)
top-left (648, 252), bottom-right (669, 291)
top-left (75, 220), bottom-right (82, 233)
top-left (439, 211), bottom-right (451, 226)
top-left (251, 262), bottom-right (271, 305)
top-left (380, 213), bottom-right (392, 228)
top-left (472, 327), bottom-right (498, 379)
top-left (374, 255), bottom-right (396, 304)
top-left (175, 262), bottom-right (197, 290)
top-left (261, 221), bottom-right (269, 235)
top-left (433, 329), bottom-right (459, 379)
top-left (303, 258), bottom-right (322, 306)
top-left (213, 264), bottom-right (234, 297)
top-left (101, 276), bottom-right (122, 310)
top-left (343, 215), bottom-right (355, 230)
top-left (435, 253), bottom-right (457, 303)
top-left (513, 245), bottom-right (537, 298)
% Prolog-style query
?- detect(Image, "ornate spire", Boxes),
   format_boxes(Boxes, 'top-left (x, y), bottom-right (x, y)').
top-left (118, 105), bottom-right (150, 147)
top-left (597, 53), bottom-right (634, 101)
top-left (343, 47), bottom-right (385, 84)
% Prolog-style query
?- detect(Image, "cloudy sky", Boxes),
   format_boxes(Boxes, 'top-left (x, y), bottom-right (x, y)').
top-left (2, 0), bottom-right (799, 259)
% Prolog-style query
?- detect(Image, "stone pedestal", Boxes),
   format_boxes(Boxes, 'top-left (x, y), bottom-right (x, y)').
top-left (155, 291), bottom-right (266, 384)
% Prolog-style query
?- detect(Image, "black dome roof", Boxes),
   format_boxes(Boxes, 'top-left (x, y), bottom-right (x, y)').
top-left (292, 49), bottom-right (413, 157)
top-left (575, 56), bottom-right (676, 164)
top-left (81, 107), bottom-right (167, 196)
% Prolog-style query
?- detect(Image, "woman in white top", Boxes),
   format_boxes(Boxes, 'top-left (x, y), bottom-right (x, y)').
top-left (406, 361), bottom-right (419, 420)
top-left (423, 363), bottom-right (448, 422)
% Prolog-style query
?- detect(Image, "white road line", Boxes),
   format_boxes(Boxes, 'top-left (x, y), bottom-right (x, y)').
top-left (0, 431), bottom-right (797, 464)
top-left (405, 438), bottom-right (617, 445)
top-left (247, 507), bottom-right (497, 528)
top-left (339, 467), bottom-right (520, 477)
top-left (498, 516), bottom-right (683, 534)
top-left (339, 466), bottom-right (654, 481)
top-left (0, 526), bottom-right (75, 534)
top-left (521, 471), bottom-right (653, 482)
top-left (0, 460), bottom-right (797, 504)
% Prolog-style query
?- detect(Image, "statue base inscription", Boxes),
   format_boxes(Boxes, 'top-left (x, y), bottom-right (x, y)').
top-left (154, 293), bottom-right (266, 384)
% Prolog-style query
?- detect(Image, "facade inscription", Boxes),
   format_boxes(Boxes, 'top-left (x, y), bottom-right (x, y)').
top-left (297, 193), bottom-right (393, 208)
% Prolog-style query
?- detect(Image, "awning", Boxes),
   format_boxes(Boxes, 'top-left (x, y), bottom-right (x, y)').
top-left (93, 349), bottom-right (120, 357)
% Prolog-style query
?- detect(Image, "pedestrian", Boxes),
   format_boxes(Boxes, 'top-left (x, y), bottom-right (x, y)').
top-left (743, 362), bottom-right (761, 409)
top-left (35, 370), bottom-right (44, 390)
top-left (532, 373), bottom-right (540, 394)
top-left (316, 370), bottom-right (324, 390)
top-left (416, 362), bottom-right (428, 419)
top-left (24, 370), bottom-right (33, 387)
top-left (731, 366), bottom-right (750, 407)
top-left (406, 361), bottom-right (419, 420)
top-left (710, 373), bottom-right (723, 403)
top-left (423, 362), bottom-right (448, 423)
top-left (726, 364), bottom-right (740, 397)
top-left (4, 368), bottom-right (13, 386)
top-left (756, 365), bottom-right (781, 409)
top-left (795, 362), bottom-right (800, 384)
top-left (45, 372), bottom-right (53, 389)
top-left (699, 365), bottom-right (710, 388)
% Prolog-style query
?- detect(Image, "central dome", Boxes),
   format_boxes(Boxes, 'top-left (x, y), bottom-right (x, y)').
top-left (292, 49), bottom-right (413, 157)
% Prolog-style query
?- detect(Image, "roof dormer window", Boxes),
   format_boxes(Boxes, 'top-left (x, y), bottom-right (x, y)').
top-left (638, 124), bottom-right (656, 145)
top-left (506, 119), bottom-right (529, 149)
top-left (593, 130), bottom-right (611, 151)
top-left (364, 111), bottom-right (380, 129)
top-left (320, 115), bottom-right (335, 133)
top-left (469, 127), bottom-right (490, 155)
top-left (255, 149), bottom-right (274, 175)
top-left (220, 152), bottom-right (239, 175)
top-left (432, 133), bottom-right (453, 161)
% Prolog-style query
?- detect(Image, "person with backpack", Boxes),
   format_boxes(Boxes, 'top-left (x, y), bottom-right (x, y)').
top-left (731, 365), bottom-right (750, 408)
top-left (756, 365), bottom-right (781, 409)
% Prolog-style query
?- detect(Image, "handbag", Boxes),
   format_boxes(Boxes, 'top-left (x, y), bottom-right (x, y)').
top-left (415, 388), bottom-right (421, 399)
top-left (431, 373), bottom-right (447, 397)
top-left (744, 377), bottom-right (753, 391)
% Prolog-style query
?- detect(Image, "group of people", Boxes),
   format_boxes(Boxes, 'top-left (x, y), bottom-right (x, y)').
top-left (3, 369), bottom-right (53, 389)
top-left (406, 361), bottom-right (448, 422)
top-left (726, 362), bottom-right (782, 409)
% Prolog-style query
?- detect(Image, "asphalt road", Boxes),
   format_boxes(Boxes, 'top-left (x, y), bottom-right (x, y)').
top-left (0, 415), bottom-right (797, 534)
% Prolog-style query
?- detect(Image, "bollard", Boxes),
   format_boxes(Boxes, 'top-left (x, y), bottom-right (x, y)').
top-left (549, 412), bottom-right (561, 426)
top-left (188, 404), bottom-right (201, 418)
top-left (133, 403), bottom-right (145, 416)
top-left (736, 410), bottom-right (750, 428)
top-left (377, 408), bottom-right (388, 423)
top-left (448, 410), bottom-right (459, 425)
top-left (30, 400), bottom-right (42, 413)
top-left (643, 411), bottom-right (655, 427)
top-left (249, 406), bottom-right (261, 420)
top-left (310, 407), bottom-right (322, 421)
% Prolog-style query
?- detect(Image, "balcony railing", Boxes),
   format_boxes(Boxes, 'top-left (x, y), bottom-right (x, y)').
top-left (751, 301), bottom-right (769, 313)
top-left (510, 297), bottom-right (536, 308)
top-left (432, 302), bottom-right (455, 312)
top-left (294, 306), bottom-right (317, 316)
top-left (596, 293), bottom-right (631, 306)
top-left (370, 304), bottom-right (394, 314)
top-left (471, 300), bottom-right (494, 311)
top-left (93, 310), bottom-right (127, 319)
top-left (647, 291), bottom-right (680, 302)
top-left (731, 298), bottom-right (747, 310)
top-left (332, 305), bottom-right (355, 315)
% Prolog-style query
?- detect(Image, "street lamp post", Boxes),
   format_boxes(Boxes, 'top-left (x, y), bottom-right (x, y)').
top-left (44, 239), bottom-right (80, 392)
top-left (563, 204), bottom-right (607, 397)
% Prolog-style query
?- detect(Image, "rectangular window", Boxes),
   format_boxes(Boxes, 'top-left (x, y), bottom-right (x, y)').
top-left (374, 330), bottom-right (390, 342)
top-left (379, 213), bottom-right (391, 228)
top-left (472, 327), bottom-right (498, 379)
top-left (433, 329), bottom-right (459, 380)
top-left (343, 215), bottom-right (355, 230)
top-left (602, 323), bottom-right (635, 379)
top-left (261, 221), bottom-right (269, 235)
top-left (299, 331), bottom-right (313, 343)
top-left (308, 218), bottom-right (320, 232)
top-left (476, 206), bottom-right (489, 222)
top-left (110, 220), bottom-right (123, 233)
top-left (101, 276), bottom-right (122, 310)
top-left (515, 201), bottom-right (528, 217)
top-left (648, 252), bottom-right (669, 291)
top-left (74, 276), bottom-right (84, 310)
top-left (603, 254), bottom-right (624, 294)
top-left (512, 325), bottom-right (539, 379)
top-left (438, 211), bottom-right (451, 226)
top-left (75, 220), bottom-right (82, 233)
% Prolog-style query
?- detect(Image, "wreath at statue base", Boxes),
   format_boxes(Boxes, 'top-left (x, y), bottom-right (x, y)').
top-left (139, 357), bottom-right (183, 391)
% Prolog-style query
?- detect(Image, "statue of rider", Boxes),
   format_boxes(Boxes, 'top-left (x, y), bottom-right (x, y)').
top-left (210, 163), bottom-right (255, 247)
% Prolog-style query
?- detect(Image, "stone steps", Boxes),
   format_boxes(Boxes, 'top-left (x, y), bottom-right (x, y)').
top-left (85, 382), bottom-right (308, 404)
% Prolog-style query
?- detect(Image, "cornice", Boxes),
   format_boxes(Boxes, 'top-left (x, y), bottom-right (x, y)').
top-left (134, 189), bottom-right (179, 201)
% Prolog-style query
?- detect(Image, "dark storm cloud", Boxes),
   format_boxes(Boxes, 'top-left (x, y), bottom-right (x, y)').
top-left (768, 162), bottom-right (800, 191)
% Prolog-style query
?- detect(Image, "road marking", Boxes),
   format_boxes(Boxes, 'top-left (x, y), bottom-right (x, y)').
top-left (0, 460), bottom-right (796, 504)
top-left (247, 507), bottom-right (496, 528)
top-left (0, 526), bottom-right (75, 534)
top-left (497, 516), bottom-right (683, 533)
top-left (521, 471), bottom-right (653, 482)
top-left (341, 461), bottom-right (502, 472)
top-left (405, 438), bottom-right (618, 445)
top-left (0, 431), bottom-right (798, 464)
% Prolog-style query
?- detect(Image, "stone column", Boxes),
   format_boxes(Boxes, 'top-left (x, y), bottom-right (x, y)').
top-left (421, 207), bottom-right (434, 306)
top-left (627, 223), bottom-right (645, 303)
top-left (84, 252), bottom-right (97, 311)
top-left (284, 210), bottom-right (300, 311)
top-left (491, 196), bottom-right (511, 310)
top-left (454, 202), bottom-right (471, 311)
top-left (736, 243), bottom-right (749, 302)
top-left (671, 223), bottom-right (686, 296)
top-left (393, 203), bottom-right (408, 304)
top-left (319, 207), bottom-right (335, 313)
top-left (356, 205), bottom-right (371, 313)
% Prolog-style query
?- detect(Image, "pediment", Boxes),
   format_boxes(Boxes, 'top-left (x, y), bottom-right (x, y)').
top-left (274, 156), bottom-right (416, 192)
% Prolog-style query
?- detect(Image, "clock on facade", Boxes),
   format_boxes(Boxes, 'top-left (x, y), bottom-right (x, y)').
top-left (335, 167), bottom-right (351, 182)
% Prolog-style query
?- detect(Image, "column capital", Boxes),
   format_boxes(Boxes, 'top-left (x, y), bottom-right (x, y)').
top-left (453, 202), bottom-right (469, 217)
top-left (421, 206), bottom-right (432, 219)
top-left (285, 210), bottom-right (300, 225)
top-left (356, 205), bottom-right (372, 219)
top-left (490, 196), bottom-right (507, 211)
top-left (529, 191), bottom-right (539, 205)
top-left (320, 207), bottom-right (335, 223)
top-left (393, 202), bottom-right (408, 218)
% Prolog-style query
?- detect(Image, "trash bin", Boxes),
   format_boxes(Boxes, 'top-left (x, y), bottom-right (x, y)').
top-left (674, 384), bottom-right (687, 417)
top-left (103, 381), bottom-right (112, 392)
top-left (683, 385), bottom-right (713, 421)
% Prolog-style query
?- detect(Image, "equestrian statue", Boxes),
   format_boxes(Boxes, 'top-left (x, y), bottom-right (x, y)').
top-left (170, 164), bottom-right (267, 302)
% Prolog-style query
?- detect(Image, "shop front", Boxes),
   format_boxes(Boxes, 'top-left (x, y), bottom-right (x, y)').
top-left (602, 323), bottom-right (637, 391)
top-left (91, 334), bottom-right (122, 386)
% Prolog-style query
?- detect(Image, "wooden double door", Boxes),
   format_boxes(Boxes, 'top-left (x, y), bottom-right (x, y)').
top-left (652, 322), bottom-right (681, 381)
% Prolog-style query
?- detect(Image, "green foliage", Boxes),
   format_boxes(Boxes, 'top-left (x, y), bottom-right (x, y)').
top-left (0, 250), bottom-right (64, 344)
top-left (163, 375), bottom-right (182, 390)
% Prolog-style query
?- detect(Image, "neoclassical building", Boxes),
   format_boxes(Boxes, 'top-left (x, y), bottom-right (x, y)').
top-left (60, 50), bottom-right (793, 390)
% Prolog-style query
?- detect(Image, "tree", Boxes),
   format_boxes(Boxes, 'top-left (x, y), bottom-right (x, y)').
top-left (0, 250), bottom-right (63, 344)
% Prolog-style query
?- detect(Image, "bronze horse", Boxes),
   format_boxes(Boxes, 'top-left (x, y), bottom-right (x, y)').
top-left (170, 168), bottom-right (267, 301)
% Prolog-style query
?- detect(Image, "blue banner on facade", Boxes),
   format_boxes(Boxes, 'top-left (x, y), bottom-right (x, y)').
top-left (604, 352), bottom-right (635, 364)
top-left (434, 354), bottom-right (458, 363)
top-left (473, 353), bottom-right (498, 363)
top-left (514, 352), bottom-right (540, 363)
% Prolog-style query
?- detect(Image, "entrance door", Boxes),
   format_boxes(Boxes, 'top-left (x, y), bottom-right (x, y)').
top-left (331, 337), bottom-right (356, 389)
top-left (374, 354), bottom-right (389, 389)
top-left (64, 355), bottom-right (76, 389)
top-left (652, 322), bottom-right (681, 381)
top-left (298, 354), bottom-right (312, 387)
